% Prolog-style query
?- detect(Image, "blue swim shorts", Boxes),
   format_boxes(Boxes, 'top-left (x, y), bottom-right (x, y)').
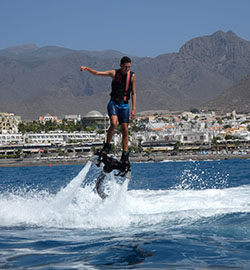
top-left (107, 100), bottom-right (130, 124)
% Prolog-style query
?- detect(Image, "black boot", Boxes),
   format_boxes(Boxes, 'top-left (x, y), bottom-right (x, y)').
top-left (100, 143), bottom-right (111, 156)
top-left (120, 151), bottom-right (130, 171)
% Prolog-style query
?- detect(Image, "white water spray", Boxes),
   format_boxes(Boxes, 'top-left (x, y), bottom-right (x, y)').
top-left (1, 162), bottom-right (250, 229)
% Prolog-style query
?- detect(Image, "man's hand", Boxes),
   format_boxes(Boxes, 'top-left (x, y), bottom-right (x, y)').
top-left (130, 109), bottom-right (136, 119)
top-left (80, 66), bottom-right (88, 72)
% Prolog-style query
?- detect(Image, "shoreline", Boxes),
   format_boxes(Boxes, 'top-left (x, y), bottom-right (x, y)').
top-left (0, 153), bottom-right (249, 168)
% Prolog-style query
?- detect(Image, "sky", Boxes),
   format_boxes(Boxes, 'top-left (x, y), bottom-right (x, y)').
top-left (1, 0), bottom-right (250, 57)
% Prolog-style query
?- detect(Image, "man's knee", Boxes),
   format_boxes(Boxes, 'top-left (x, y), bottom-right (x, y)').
top-left (121, 124), bottom-right (129, 136)
top-left (109, 116), bottom-right (118, 128)
top-left (110, 121), bottom-right (118, 129)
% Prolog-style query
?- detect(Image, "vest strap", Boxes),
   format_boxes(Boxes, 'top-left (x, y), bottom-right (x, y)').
top-left (123, 71), bottom-right (131, 101)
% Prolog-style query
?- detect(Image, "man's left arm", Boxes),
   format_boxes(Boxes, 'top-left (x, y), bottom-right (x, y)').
top-left (130, 74), bottom-right (136, 119)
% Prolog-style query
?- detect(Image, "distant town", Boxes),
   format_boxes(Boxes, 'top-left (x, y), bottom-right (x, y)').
top-left (1, 109), bottom-right (250, 166)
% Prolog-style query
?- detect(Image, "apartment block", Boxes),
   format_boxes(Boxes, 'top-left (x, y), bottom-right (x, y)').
top-left (0, 112), bottom-right (21, 134)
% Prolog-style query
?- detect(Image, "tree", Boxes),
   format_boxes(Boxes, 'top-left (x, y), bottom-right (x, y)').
top-left (18, 118), bottom-right (88, 133)
top-left (212, 136), bottom-right (220, 144)
top-left (225, 134), bottom-right (233, 140)
top-left (18, 122), bottom-right (26, 134)
top-left (190, 108), bottom-right (199, 113)
top-left (217, 118), bottom-right (223, 125)
top-left (174, 141), bottom-right (181, 151)
top-left (129, 145), bottom-right (142, 153)
top-left (45, 120), bottom-right (57, 132)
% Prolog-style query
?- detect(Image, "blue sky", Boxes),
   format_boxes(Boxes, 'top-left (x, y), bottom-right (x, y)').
top-left (1, 0), bottom-right (250, 57)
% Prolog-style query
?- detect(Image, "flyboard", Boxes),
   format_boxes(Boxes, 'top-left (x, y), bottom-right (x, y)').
top-left (91, 151), bottom-right (131, 199)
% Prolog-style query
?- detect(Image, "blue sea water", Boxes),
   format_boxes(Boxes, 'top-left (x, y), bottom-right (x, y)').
top-left (1, 159), bottom-right (250, 269)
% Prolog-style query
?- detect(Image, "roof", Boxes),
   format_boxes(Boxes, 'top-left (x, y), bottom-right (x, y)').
top-left (85, 110), bottom-right (103, 118)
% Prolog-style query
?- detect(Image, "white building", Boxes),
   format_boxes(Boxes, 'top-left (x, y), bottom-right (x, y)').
top-left (0, 113), bottom-right (21, 134)
top-left (24, 132), bottom-right (101, 145)
top-left (64, 115), bottom-right (81, 124)
top-left (39, 113), bottom-right (58, 124)
top-left (0, 133), bottom-right (24, 145)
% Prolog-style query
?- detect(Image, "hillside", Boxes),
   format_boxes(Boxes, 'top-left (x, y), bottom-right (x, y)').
top-left (1, 30), bottom-right (250, 119)
top-left (200, 74), bottom-right (250, 113)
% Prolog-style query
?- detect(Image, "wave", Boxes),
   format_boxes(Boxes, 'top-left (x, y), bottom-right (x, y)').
top-left (0, 161), bottom-right (250, 230)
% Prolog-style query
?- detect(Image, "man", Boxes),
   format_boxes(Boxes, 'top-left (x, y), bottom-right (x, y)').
top-left (80, 56), bottom-right (136, 169)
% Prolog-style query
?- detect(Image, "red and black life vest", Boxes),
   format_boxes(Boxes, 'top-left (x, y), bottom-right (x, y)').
top-left (110, 69), bottom-right (134, 102)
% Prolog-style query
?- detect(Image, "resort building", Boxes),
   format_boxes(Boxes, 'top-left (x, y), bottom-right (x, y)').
top-left (0, 112), bottom-right (21, 134)
top-left (0, 133), bottom-right (24, 145)
top-left (39, 113), bottom-right (59, 124)
top-left (176, 131), bottom-right (211, 144)
top-left (24, 132), bottom-right (102, 145)
top-left (64, 114), bottom-right (81, 124)
top-left (81, 110), bottom-right (109, 128)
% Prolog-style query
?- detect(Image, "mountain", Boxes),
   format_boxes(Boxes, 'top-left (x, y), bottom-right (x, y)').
top-left (80, 49), bottom-right (137, 59)
top-left (1, 30), bottom-right (250, 120)
top-left (200, 74), bottom-right (250, 113)
top-left (0, 44), bottom-right (74, 60)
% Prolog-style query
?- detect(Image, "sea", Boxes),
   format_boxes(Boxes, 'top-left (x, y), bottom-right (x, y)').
top-left (1, 158), bottom-right (250, 270)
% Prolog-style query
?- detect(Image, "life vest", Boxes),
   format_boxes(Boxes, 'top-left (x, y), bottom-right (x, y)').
top-left (110, 69), bottom-right (134, 102)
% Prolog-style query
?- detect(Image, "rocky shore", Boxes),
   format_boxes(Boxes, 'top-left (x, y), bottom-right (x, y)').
top-left (0, 153), bottom-right (249, 167)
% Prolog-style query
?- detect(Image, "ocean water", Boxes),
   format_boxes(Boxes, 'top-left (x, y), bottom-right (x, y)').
top-left (0, 159), bottom-right (250, 269)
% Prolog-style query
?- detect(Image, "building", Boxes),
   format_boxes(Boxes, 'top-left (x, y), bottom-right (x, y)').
top-left (24, 131), bottom-right (102, 145)
top-left (0, 112), bottom-right (21, 134)
top-left (0, 133), bottom-right (24, 145)
top-left (81, 110), bottom-right (109, 128)
top-left (64, 115), bottom-right (81, 124)
top-left (175, 131), bottom-right (211, 144)
top-left (141, 140), bottom-right (176, 152)
top-left (39, 113), bottom-right (58, 124)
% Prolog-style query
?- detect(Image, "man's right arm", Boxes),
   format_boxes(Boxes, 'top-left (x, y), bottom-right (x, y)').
top-left (80, 66), bottom-right (115, 78)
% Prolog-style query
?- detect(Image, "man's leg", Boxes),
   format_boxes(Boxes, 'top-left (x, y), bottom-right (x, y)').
top-left (101, 115), bottom-right (118, 155)
top-left (101, 101), bottom-right (119, 155)
top-left (121, 122), bottom-right (129, 151)
top-left (121, 122), bottom-right (130, 169)
top-left (107, 115), bottom-right (118, 144)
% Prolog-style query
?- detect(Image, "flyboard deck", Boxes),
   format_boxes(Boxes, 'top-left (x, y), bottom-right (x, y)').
top-left (91, 152), bottom-right (131, 199)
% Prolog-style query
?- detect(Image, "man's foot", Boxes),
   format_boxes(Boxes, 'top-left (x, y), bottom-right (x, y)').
top-left (120, 151), bottom-right (130, 172)
top-left (94, 143), bottom-right (111, 167)
top-left (100, 143), bottom-right (111, 156)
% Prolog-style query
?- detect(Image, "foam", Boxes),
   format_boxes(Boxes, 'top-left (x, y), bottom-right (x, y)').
top-left (1, 161), bottom-right (250, 230)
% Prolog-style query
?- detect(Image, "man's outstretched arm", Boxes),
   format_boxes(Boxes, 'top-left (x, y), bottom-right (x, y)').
top-left (80, 66), bottom-right (115, 78)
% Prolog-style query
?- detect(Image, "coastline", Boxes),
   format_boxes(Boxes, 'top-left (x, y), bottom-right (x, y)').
top-left (0, 153), bottom-right (249, 168)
